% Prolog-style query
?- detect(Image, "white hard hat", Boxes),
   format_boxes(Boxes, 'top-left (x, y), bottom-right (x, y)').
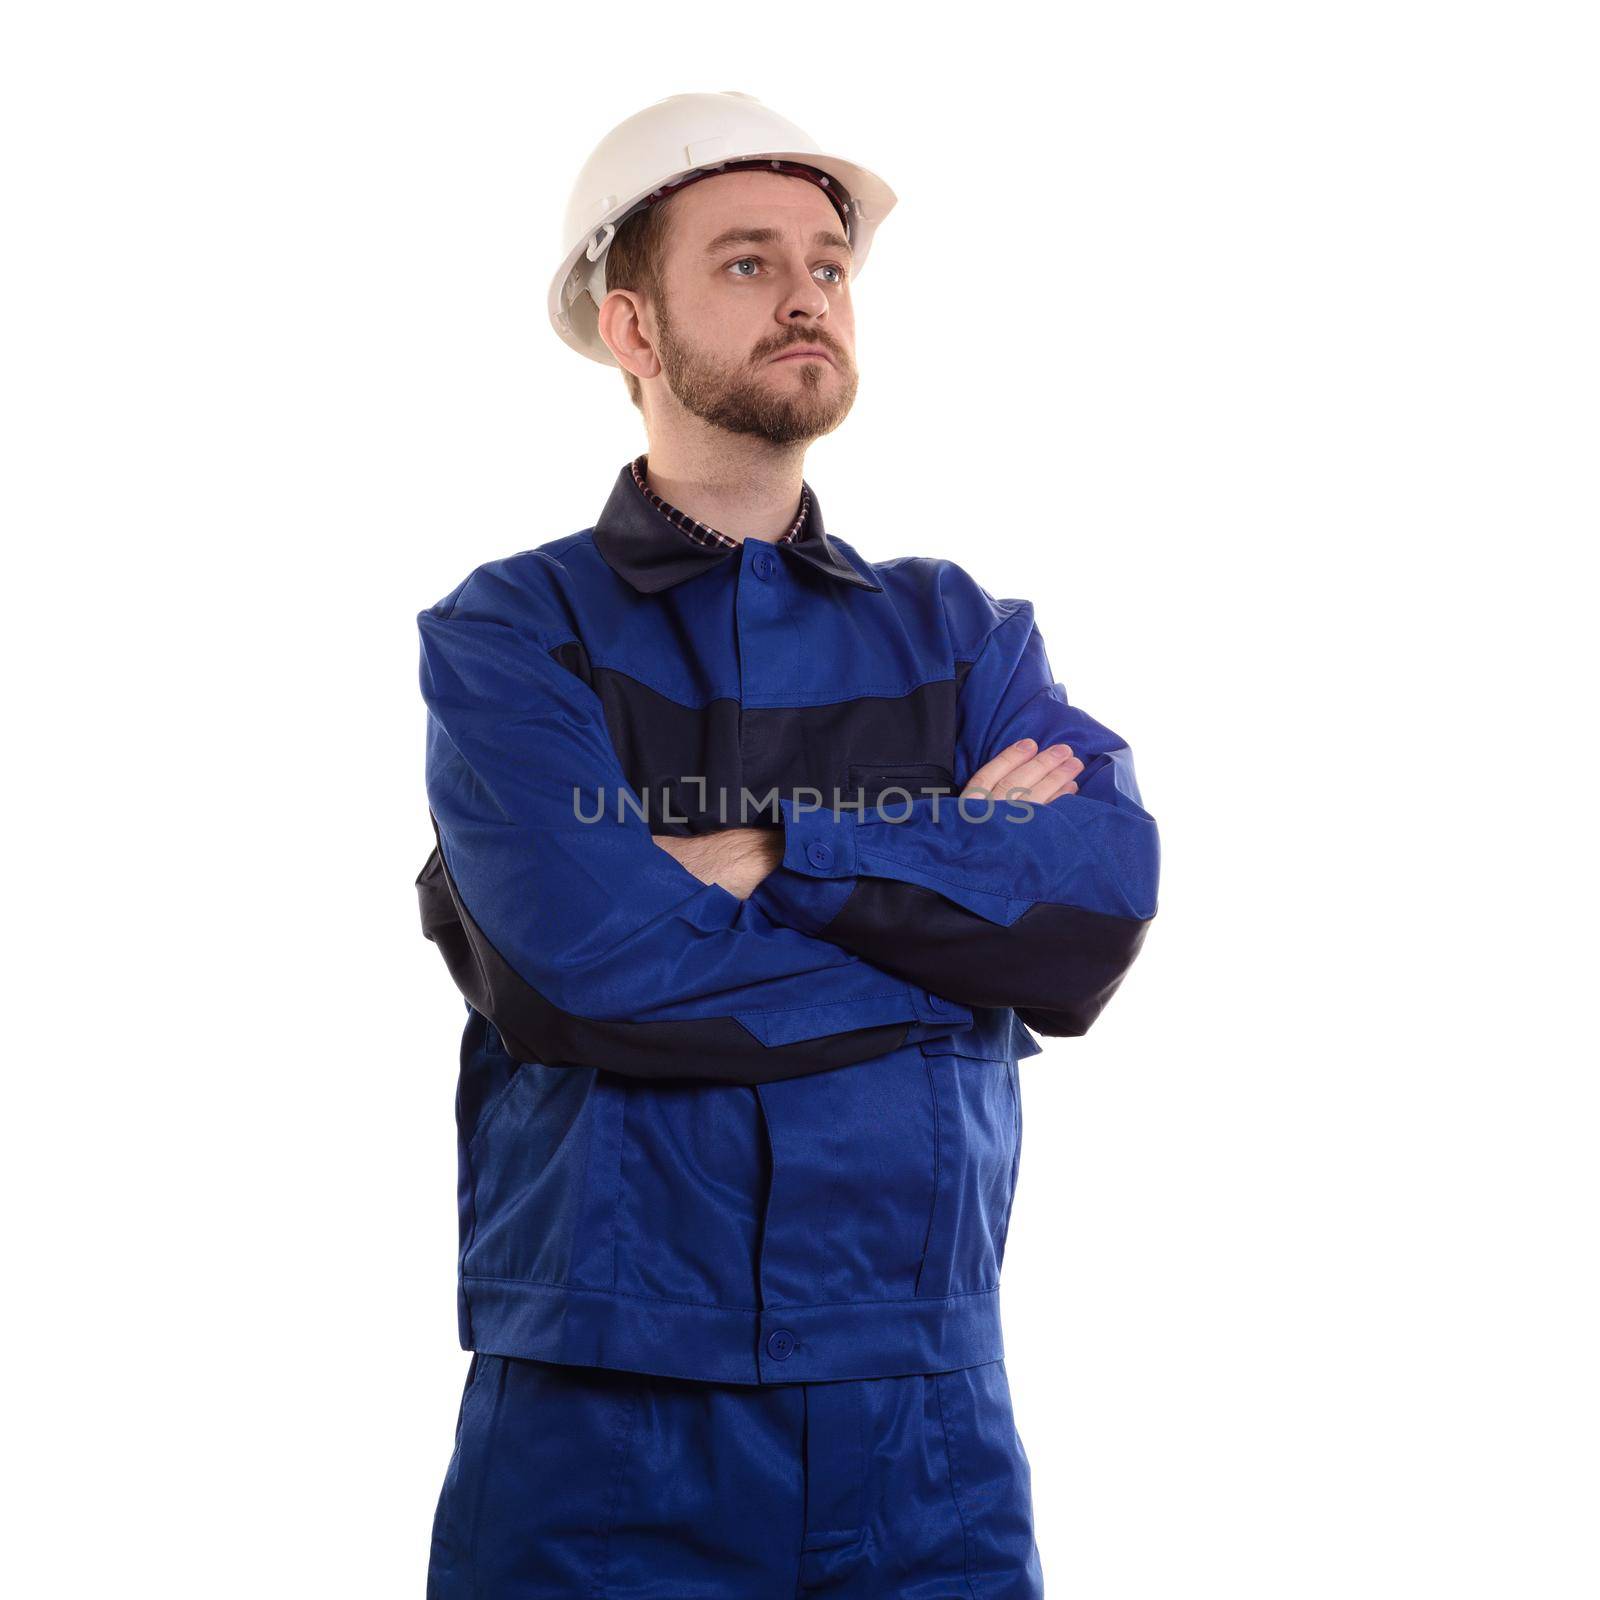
top-left (549, 91), bottom-right (899, 367)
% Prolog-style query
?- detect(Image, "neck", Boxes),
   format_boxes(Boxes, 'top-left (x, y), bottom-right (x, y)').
top-left (640, 434), bottom-right (808, 544)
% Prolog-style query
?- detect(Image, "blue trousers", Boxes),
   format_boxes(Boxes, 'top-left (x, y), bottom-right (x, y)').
top-left (427, 1353), bottom-right (1045, 1597)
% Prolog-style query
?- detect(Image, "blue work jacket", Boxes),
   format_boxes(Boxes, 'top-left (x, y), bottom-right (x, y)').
top-left (415, 460), bottom-right (1160, 1386)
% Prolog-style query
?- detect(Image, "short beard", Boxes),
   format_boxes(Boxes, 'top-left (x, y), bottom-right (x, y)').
top-left (653, 292), bottom-right (858, 447)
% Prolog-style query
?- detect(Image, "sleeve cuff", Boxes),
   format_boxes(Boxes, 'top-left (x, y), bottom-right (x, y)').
top-left (745, 797), bottom-right (860, 935)
top-left (747, 863), bottom-right (856, 937)
top-left (775, 794), bottom-right (860, 877)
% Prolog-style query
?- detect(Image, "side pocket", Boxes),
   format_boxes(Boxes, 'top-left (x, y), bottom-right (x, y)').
top-left (568, 1072), bottom-right (630, 1294)
top-left (459, 1066), bottom-right (617, 1289)
top-left (467, 1056), bottom-right (528, 1158)
top-left (995, 1060), bottom-right (1023, 1263)
top-left (914, 1045), bottom-right (1019, 1300)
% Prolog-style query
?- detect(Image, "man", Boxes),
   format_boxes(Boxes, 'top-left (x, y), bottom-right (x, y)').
top-left (416, 91), bottom-right (1159, 1598)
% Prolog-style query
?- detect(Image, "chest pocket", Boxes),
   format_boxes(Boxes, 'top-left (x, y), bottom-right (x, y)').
top-left (845, 761), bottom-right (958, 807)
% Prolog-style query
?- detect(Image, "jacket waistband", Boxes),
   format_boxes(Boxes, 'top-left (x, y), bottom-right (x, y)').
top-left (461, 1274), bottom-right (1004, 1386)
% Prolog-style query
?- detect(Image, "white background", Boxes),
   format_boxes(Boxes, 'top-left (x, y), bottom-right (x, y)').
top-left (4, 3), bottom-right (1596, 1595)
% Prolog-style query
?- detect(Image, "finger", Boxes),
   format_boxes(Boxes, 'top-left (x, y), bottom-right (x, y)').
top-left (994, 771), bottom-right (1076, 807)
top-left (1028, 753), bottom-right (1085, 805)
top-left (1011, 745), bottom-right (1080, 794)
top-left (962, 739), bottom-right (1042, 798)
top-left (1025, 771), bottom-right (1078, 804)
top-left (963, 739), bottom-right (1076, 797)
top-left (967, 743), bottom-right (1079, 800)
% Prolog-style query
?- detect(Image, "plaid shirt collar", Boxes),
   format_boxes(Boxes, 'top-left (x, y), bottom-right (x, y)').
top-left (591, 454), bottom-right (881, 595)
top-left (630, 453), bottom-right (809, 549)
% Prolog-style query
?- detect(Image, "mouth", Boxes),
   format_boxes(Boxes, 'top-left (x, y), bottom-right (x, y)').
top-left (769, 347), bottom-right (835, 368)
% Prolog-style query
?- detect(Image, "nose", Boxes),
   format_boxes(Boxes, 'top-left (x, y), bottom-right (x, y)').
top-left (775, 262), bottom-right (831, 324)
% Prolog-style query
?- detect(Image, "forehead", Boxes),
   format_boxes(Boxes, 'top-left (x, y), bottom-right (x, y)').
top-left (664, 168), bottom-right (846, 253)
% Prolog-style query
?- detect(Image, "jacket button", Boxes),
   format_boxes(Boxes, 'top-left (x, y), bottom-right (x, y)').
top-left (766, 1329), bottom-right (796, 1360)
top-left (806, 842), bottom-right (832, 869)
top-left (753, 550), bottom-right (774, 578)
top-left (926, 992), bottom-right (952, 1013)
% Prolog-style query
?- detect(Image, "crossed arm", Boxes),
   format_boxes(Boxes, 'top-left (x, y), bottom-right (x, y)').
top-left (418, 563), bottom-right (982, 1089)
top-left (419, 565), bottom-right (1158, 1085)
top-left (654, 736), bottom-right (1086, 895)
top-left (654, 687), bottom-right (1156, 1042)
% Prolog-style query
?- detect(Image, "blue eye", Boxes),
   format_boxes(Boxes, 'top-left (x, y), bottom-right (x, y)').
top-left (727, 257), bottom-right (848, 284)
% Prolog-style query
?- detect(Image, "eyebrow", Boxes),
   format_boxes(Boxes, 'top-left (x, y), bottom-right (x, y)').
top-left (700, 225), bottom-right (853, 258)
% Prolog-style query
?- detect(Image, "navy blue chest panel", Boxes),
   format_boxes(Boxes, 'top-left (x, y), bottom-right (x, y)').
top-left (549, 636), bottom-right (971, 832)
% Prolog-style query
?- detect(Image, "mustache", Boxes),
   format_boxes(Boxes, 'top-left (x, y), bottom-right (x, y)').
top-left (762, 334), bottom-right (841, 360)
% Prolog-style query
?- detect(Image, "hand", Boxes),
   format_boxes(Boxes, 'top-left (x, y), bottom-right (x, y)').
top-left (961, 738), bottom-right (1083, 805)
top-left (652, 826), bottom-right (784, 900)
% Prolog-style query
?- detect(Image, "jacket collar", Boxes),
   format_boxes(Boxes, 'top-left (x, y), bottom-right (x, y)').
top-left (591, 459), bottom-right (882, 594)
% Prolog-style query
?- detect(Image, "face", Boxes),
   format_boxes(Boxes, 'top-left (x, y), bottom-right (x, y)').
top-left (640, 169), bottom-right (860, 446)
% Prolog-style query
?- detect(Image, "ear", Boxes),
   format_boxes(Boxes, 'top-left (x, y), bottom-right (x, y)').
top-left (598, 289), bottom-right (660, 383)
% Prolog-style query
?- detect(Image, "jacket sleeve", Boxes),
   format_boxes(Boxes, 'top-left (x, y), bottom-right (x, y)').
top-left (415, 562), bottom-right (973, 1086)
top-left (745, 599), bottom-right (1159, 1036)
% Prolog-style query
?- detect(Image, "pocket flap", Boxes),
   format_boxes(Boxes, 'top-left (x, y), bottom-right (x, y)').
top-left (917, 1006), bottom-right (1043, 1062)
